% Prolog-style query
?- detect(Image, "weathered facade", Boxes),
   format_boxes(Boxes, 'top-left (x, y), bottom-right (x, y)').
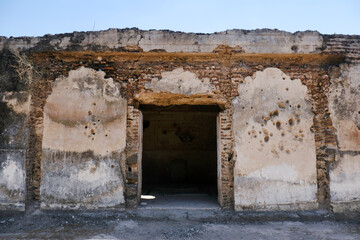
top-left (0, 28), bottom-right (359, 212)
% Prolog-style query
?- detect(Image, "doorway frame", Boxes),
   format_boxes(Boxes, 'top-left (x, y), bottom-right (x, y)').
top-left (123, 103), bottom-right (234, 209)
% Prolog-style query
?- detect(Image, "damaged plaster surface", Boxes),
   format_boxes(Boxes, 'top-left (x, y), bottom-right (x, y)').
top-left (329, 64), bottom-right (360, 212)
top-left (233, 68), bottom-right (317, 211)
top-left (0, 28), bottom-right (323, 54)
top-left (145, 68), bottom-right (214, 95)
top-left (1, 92), bottom-right (30, 149)
top-left (41, 67), bottom-right (127, 209)
top-left (0, 152), bottom-right (26, 210)
top-left (329, 64), bottom-right (360, 151)
top-left (0, 28), bottom-right (359, 212)
top-left (138, 67), bottom-right (226, 108)
top-left (0, 91), bottom-right (29, 210)
top-left (330, 154), bottom-right (360, 212)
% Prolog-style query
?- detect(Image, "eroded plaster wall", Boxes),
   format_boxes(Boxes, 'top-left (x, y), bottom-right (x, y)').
top-left (40, 67), bottom-right (127, 209)
top-left (145, 68), bottom-right (215, 95)
top-left (0, 49), bottom-right (29, 210)
top-left (0, 29), bottom-right (323, 54)
top-left (329, 64), bottom-right (360, 212)
top-left (0, 92), bottom-right (29, 210)
top-left (233, 68), bottom-right (317, 211)
top-left (1, 28), bottom-right (359, 212)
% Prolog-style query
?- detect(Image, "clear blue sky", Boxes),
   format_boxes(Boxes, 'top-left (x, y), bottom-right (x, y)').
top-left (0, 0), bottom-right (359, 37)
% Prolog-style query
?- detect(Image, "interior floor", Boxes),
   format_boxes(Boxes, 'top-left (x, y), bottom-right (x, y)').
top-left (141, 105), bottom-right (219, 208)
top-left (140, 192), bottom-right (219, 209)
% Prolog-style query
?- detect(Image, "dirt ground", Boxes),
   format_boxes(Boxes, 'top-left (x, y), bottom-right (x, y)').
top-left (1, 209), bottom-right (360, 239)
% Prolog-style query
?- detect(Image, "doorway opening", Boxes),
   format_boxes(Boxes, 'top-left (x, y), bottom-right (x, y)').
top-left (140, 105), bottom-right (219, 208)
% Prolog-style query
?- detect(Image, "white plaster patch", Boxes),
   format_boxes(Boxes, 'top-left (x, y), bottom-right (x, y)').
top-left (247, 163), bottom-right (298, 183)
top-left (45, 67), bottom-right (125, 122)
top-left (145, 68), bottom-right (214, 95)
top-left (42, 114), bottom-right (126, 155)
top-left (329, 64), bottom-right (360, 151)
top-left (138, 30), bottom-right (322, 53)
top-left (1, 92), bottom-right (30, 114)
top-left (232, 67), bottom-right (317, 210)
top-left (234, 177), bottom-right (317, 210)
top-left (57, 37), bottom-right (71, 48)
top-left (40, 67), bottom-right (126, 209)
top-left (40, 152), bottom-right (125, 209)
top-left (328, 64), bottom-right (360, 211)
top-left (330, 154), bottom-right (360, 203)
top-left (77, 162), bottom-right (116, 185)
top-left (0, 159), bottom-right (25, 190)
top-left (42, 67), bottom-right (127, 155)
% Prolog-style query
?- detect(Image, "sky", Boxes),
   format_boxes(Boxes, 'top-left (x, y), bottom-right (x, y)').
top-left (0, 0), bottom-right (359, 37)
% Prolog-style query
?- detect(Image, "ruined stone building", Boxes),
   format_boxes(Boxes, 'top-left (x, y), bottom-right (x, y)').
top-left (0, 28), bottom-right (359, 212)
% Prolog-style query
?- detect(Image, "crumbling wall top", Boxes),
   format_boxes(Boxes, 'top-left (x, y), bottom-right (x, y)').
top-left (0, 28), bottom-right (330, 54)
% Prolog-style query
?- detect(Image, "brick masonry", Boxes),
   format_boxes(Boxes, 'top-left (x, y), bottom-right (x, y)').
top-left (0, 29), bottom-right (359, 211)
top-left (25, 52), bottom-right (341, 209)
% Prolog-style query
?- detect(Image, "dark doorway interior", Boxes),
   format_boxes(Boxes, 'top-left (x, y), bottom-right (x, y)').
top-left (141, 105), bottom-right (218, 207)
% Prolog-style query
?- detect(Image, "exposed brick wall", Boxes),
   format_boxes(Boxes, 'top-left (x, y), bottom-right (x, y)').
top-left (25, 77), bottom-right (51, 206)
top-left (318, 35), bottom-right (360, 209)
top-left (124, 106), bottom-right (142, 208)
top-left (324, 35), bottom-right (360, 63)
top-left (218, 109), bottom-right (234, 208)
top-left (289, 70), bottom-right (337, 209)
top-left (2, 28), bottom-right (360, 211)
